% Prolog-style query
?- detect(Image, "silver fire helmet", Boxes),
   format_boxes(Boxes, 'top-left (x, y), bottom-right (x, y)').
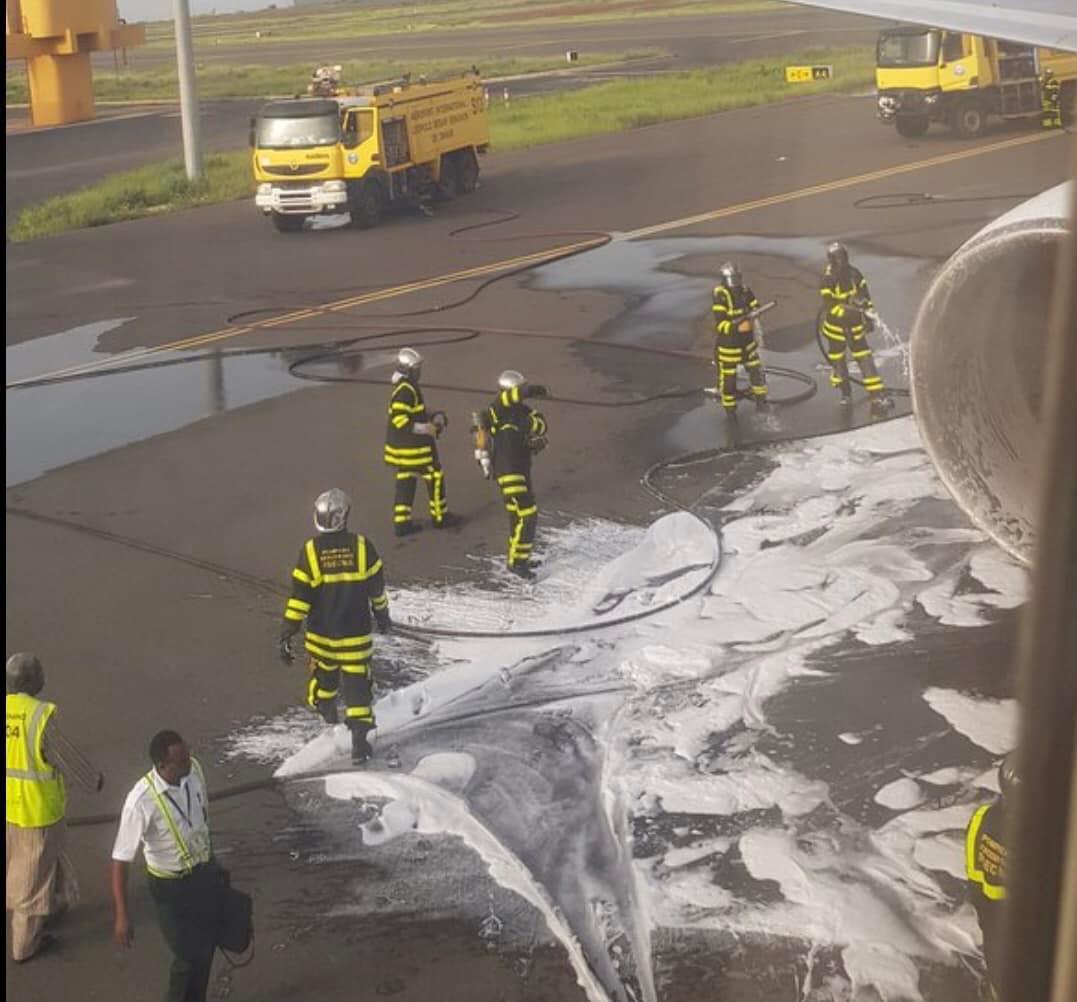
top-left (826, 241), bottom-right (850, 271)
top-left (498, 370), bottom-right (525, 390)
top-left (395, 347), bottom-right (423, 374)
top-left (719, 262), bottom-right (742, 289)
top-left (6, 652), bottom-right (44, 696)
top-left (313, 488), bottom-right (351, 533)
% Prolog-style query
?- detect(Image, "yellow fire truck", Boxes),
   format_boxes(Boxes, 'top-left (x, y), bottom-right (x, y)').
top-left (251, 71), bottom-right (489, 232)
top-left (875, 28), bottom-right (1077, 138)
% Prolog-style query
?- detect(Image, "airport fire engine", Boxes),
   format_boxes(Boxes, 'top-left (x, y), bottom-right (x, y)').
top-left (250, 69), bottom-right (489, 232)
top-left (874, 28), bottom-right (1076, 137)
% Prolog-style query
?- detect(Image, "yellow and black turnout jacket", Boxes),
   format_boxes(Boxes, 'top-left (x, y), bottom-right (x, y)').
top-left (283, 530), bottom-right (389, 666)
top-left (384, 377), bottom-right (435, 469)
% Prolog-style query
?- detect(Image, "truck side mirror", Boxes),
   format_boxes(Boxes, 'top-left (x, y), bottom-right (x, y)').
top-left (248, 117), bottom-right (256, 148)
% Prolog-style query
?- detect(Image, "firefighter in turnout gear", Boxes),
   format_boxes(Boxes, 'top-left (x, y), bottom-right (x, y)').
top-left (479, 371), bottom-right (549, 580)
top-left (279, 489), bottom-right (390, 764)
top-left (819, 243), bottom-right (893, 410)
top-left (384, 348), bottom-right (456, 537)
top-left (1041, 68), bottom-right (1062, 129)
top-left (966, 752), bottom-right (1016, 998)
top-left (711, 262), bottom-right (768, 413)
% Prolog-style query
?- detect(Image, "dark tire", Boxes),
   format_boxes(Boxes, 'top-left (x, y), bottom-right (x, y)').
top-left (271, 213), bottom-right (305, 233)
top-left (454, 149), bottom-right (480, 194)
top-left (435, 157), bottom-right (457, 202)
top-left (895, 114), bottom-right (930, 138)
top-left (951, 97), bottom-right (986, 138)
top-left (350, 181), bottom-right (385, 229)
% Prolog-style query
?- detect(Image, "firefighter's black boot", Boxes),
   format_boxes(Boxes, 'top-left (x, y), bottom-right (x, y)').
top-left (434, 512), bottom-right (464, 530)
top-left (394, 521), bottom-right (422, 538)
top-left (350, 723), bottom-right (373, 765)
top-left (839, 390), bottom-right (852, 407)
top-left (509, 561), bottom-right (536, 581)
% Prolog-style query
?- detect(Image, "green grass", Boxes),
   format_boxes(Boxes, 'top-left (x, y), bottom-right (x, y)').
top-left (139, 0), bottom-right (780, 48)
top-left (5, 50), bottom-right (661, 105)
top-left (489, 46), bottom-right (875, 149)
top-left (7, 153), bottom-right (252, 243)
top-left (8, 46), bottom-right (872, 243)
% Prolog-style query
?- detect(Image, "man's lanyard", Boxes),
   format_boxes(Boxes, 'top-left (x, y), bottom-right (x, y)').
top-left (163, 783), bottom-right (196, 829)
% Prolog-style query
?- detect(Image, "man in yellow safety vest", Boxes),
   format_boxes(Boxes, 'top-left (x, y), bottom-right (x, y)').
top-left (966, 751), bottom-right (1016, 999)
top-left (6, 652), bottom-right (104, 963)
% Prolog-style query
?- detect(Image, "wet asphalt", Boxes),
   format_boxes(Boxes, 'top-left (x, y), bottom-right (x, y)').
top-left (5, 82), bottom-right (1073, 1000)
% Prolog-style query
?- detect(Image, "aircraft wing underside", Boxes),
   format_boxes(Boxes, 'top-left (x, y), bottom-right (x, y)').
top-left (786, 0), bottom-right (1077, 52)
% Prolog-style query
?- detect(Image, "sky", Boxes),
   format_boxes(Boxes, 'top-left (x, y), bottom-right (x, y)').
top-left (118, 0), bottom-right (291, 21)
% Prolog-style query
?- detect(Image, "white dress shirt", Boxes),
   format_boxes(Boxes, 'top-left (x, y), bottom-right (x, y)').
top-left (112, 758), bottom-right (211, 876)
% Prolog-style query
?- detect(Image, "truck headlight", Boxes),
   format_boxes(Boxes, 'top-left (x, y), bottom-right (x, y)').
top-left (257, 183), bottom-right (273, 195)
top-left (323, 180), bottom-right (346, 193)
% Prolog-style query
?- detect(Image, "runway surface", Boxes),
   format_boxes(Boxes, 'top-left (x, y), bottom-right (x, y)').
top-left (5, 85), bottom-right (1071, 1001)
top-left (5, 7), bottom-right (884, 215)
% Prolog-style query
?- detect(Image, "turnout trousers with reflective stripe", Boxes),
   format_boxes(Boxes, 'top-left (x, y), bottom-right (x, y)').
top-left (715, 335), bottom-right (767, 410)
top-left (496, 473), bottom-right (537, 569)
top-left (148, 862), bottom-right (220, 1002)
top-left (391, 459), bottom-right (447, 527)
top-left (305, 656), bottom-right (374, 730)
top-left (821, 324), bottom-right (885, 397)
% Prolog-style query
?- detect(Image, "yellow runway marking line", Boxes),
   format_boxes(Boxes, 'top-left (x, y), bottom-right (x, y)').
top-left (623, 130), bottom-right (1061, 240)
top-left (7, 129), bottom-right (1062, 390)
top-left (6, 237), bottom-right (605, 387)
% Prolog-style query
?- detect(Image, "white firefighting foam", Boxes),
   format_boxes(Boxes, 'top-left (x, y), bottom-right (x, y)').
top-left (258, 417), bottom-right (1026, 1002)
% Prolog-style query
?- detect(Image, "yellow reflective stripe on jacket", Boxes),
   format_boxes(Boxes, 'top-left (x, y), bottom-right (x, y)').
top-left (305, 631), bottom-right (373, 650)
top-left (306, 539), bottom-right (322, 586)
top-left (966, 804), bottom-right (1006, 901)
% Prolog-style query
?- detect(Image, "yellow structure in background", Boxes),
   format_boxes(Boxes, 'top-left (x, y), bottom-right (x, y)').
top-left (6, 0), bottom-right (145, 126)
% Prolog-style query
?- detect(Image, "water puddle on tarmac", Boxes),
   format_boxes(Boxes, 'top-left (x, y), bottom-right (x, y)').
top-left (6, 235), bottom-right (930, 488)
top-left (529, 233), bottom-right (931, 449)
top-left (5, 319), bottom-right (304, 487)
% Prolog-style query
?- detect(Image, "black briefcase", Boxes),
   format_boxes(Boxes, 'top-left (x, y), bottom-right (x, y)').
top-left (214, 866), bottom-right (254, 955)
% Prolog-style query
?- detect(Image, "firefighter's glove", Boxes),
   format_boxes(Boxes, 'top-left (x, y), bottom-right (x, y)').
top-left (431, 411), bottom-right (448, 435)
top-left (374, 610), bottom-right (393, 634)
top-left (529, 436), bottom-right (549, 455)
top-left (525, 384), bottom-right (549, 399)
top-left (412, 421), bottom-right (438, 436)
top-left (278, 634), bottom-right (296, 665)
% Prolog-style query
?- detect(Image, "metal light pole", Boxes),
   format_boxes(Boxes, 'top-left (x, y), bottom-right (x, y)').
top-left (172, 0), bottom-right (203, 180)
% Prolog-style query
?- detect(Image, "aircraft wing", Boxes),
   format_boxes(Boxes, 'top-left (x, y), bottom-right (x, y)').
top-left (786, 0), bottom-right (1077, 52)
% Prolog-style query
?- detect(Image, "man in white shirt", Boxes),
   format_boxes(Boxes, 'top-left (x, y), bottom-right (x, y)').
top-left (111, 730), bottom-right (219, 1002)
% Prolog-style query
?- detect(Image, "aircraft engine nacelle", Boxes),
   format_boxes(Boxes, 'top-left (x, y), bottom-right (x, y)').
top-left (910, 182), bottom-right (1073, 566)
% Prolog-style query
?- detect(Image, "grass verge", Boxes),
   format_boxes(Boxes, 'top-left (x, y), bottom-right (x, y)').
top-left (7, 153), bottom-right (252, 243)
top-left (8, 47), bottom-right (872, 243)
top-left (5, 50), bottom-right (662, 105)
top-left (489, 46), bottom-right (875, 149)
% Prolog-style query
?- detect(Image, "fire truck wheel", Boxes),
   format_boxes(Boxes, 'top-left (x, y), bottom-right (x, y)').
top-left (271, 213), bottom-right (305, 233)
top-left (436, 157), bottom-right (457, 202)
top-left (455, 150), bottom-right (480, 194)
top-left (350, 182), bottom-right (385, 229)
top-left (951, 96), bottom-right (986, 138)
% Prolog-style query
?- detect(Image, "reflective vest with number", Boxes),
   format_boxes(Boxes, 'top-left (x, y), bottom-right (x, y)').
top-left (143, 758), bottom-right (212, 879)
top-left (6, 693), bottom-right (66, 828)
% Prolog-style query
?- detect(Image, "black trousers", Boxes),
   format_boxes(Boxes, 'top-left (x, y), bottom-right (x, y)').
top-left (391, 459), bottom-right (447, 526)
top-left (148, 863), bottom-right (220, 1002)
